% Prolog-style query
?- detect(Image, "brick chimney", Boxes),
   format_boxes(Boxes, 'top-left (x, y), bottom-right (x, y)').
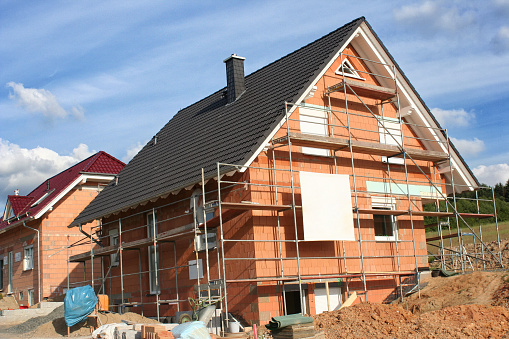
top-left (224, 54), bottom-right (246, 103)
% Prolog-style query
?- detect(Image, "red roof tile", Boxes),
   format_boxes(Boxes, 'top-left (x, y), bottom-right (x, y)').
top-left (1, 151), bottom-right (125, 231)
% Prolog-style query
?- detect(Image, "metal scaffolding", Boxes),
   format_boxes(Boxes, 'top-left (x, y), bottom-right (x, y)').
top-left (66, 52), bottom-right (502, 329)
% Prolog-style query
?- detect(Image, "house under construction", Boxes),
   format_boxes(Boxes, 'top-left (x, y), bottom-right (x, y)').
top-left (67, 17), bottom-right (502, 328)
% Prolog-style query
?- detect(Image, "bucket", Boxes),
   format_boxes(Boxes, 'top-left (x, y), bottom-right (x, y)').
top-left (228, 320), bottom-right (240, 333)
top-left (96, 294), bottom-right (109, 312)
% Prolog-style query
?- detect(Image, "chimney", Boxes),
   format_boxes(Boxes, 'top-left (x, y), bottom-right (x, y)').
top-left (14, 189), bottom-right (19, 196)
top-left (224, 54), bottom-right (246, 103)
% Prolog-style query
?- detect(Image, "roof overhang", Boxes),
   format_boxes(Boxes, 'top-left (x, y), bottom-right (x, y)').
top-left (33, 172), bottom-right (117, 220)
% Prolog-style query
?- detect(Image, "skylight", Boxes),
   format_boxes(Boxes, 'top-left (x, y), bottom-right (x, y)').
top-left (335, 59), bottom-right (363, 80)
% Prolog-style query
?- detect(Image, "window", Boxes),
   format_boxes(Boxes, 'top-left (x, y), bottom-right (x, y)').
top-left (335, 59), bottom-right (363, 80)
top-left (147, 212), bottom-right (159, 294)
top-left (300, 107), bottom-right (329, 156)
top-left (23, 246), bottom-right (34, 271)
top-left (195, 232), bottom-right (217, 252)
top-left (379, 117), bottom-right (404, 165)
top-left (109, 229), bottom-right (119, 267)
top-left (19, 291), bottom-right (23, 300)
top-left (190, 190), bottom-right (215, 225)
top-left (372, 197), bottom-right (397, 241)
top-left (28, 289), bottom-right (35, 306)
top-left (189, 259), bottom-right (203, 280)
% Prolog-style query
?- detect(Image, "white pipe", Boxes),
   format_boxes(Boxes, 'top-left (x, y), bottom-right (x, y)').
top-left (23, 221), bottom-right (41, 304)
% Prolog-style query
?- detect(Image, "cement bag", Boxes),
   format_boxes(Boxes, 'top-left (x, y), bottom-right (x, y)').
top-left (172, 321), bottom-right (211, 339)
top-left (64, 285), bottom-right (98, 327)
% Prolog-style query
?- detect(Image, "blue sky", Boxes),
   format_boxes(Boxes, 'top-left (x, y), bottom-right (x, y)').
top-left (1, 0), bottom-right (509, 207)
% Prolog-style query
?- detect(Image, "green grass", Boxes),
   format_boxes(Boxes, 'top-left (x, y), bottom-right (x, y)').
top-left (426, 221), bottom-right (509, 248)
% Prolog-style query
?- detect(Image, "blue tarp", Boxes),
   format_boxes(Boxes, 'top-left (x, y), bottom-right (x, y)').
top-left (64, 285), bottom-right (98, 327)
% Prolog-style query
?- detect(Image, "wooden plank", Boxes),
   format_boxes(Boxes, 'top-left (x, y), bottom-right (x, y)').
top-left (458, 213), bottom-right (494, 219)
top-left (356, 208), bottom-right (407, 216)
top-left (410, 211), bottom-right (454, 217)
top-left (283, 133), bottom-right (448, 162)
top-left (329, 79), bottom-right (396, 101)
top-left (220, 202), bottom-right (300, 211)
top-left (427, 233), bottom-right (461, 242)
top-left (338, 292), bottom-right (358, 310)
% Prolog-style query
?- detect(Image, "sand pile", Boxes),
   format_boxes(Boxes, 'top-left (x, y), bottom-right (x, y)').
top-left (0, 305), bottom-right (160, 338)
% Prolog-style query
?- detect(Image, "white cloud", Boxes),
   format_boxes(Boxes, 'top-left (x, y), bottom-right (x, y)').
top-left (431, 108), bottom-right (475, 127)
top-left (491, 26), bottom-right (509, 54)
top-left (450, 137), bottom-right (485, 156)
top-left (473, 163), bottom-right (509, 186)
top-left (393, 1), bottom-right (475, 35)
top-left (122, 142), bottom-right (145, 163)
top-left (6, 82), bottom-right (85, 120)
top-left (0, 139), bottom-right (94, 204)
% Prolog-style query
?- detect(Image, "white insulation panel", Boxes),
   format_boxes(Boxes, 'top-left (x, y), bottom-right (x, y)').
top-left (300, 172), bottom-right (355, 241)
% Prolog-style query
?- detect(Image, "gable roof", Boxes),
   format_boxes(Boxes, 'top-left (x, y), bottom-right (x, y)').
top-left (71, 16), bottom-right (479, 226)
top-left (1, 151), bottom-right (124, 231)
top-left (71, 17), bottom-right (365, 226)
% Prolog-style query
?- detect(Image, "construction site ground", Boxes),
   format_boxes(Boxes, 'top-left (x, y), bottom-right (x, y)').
top-left (1, 239), bottom-right (509, 338)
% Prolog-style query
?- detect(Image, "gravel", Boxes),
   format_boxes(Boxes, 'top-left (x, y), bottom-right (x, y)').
top-left (1, 305), bottom-right (65, 334)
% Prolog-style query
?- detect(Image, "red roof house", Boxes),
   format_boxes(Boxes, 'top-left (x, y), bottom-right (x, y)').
top-left (0, 151), bottom-right (124, 305)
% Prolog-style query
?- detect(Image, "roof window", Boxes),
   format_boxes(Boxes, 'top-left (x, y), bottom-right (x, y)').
top-left (335, 59), bottom-right (364, 80)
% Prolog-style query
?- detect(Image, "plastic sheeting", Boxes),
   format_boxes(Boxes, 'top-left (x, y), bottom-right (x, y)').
top-left (172, 321), bottom-right (211, 339)
top-left (64, 285), bottom-right (98, 327)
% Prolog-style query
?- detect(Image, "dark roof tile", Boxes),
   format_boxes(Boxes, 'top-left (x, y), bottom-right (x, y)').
top-left (72, 17), bottom-right (365, 225)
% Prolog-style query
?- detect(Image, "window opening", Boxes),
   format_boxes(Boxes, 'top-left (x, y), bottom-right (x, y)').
top-left (379, 118), bottom-right (404, 165)
top-left (335, 58), bottom-right (364, 80)
top-left (28, 289), bottom-right (35, 306)
top-left (23, 245), bottom-right (34, 271)
top-left (147, 212), bottom-right (159, 294)
top-left (299, 107), bottom-right (329, 156)
top-left (109, 229), bottom-right (119, 267)
top-left (190, 190), bottom-right (215, 225)
top-left (372, 197), bottom-right (398, 241)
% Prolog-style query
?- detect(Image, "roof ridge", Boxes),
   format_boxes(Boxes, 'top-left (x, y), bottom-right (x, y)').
top-left (170, 17), bottom-right (365, 117)
top-left (243, 17), bottom-right (365, 82)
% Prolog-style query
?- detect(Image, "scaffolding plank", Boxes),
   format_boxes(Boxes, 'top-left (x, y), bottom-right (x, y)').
top-left (220, 202), bottom-right (299, 211)
top-left (458, 213), bottom-right (494, 219)
top-left (410, 211), bottom-right (454, 217)
top-left (282, 132), bottom-right (448, 162)
top-left (204, 208), bottom-right (244, 228)
top-left (328, 78), bottom-right (396, 100)
top-left (427, 233), bottom-right (461, 242)
top-left (356, 209), bottom-right (408, 216)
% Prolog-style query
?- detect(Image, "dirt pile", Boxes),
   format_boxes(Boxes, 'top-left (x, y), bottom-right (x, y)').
top-left (397, 271), bottom-right (508, 313)
top-left (0, 296), bottom-right (19, 310)
top-left (313, 271), bottom-right (509, 338)
top-left (313, 302), bottom-right (509, 338)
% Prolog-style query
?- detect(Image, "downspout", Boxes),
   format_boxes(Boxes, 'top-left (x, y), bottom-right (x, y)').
top-left (23, 221), bottom-right (41, 304)
top-left (78, 224), bottom-right (103, 247)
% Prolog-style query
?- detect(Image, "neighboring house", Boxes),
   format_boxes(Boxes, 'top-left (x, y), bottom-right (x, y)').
top-left (0, 152), bottom-right (124, 306)
top-left (69, 17), bottom-right (496, 326)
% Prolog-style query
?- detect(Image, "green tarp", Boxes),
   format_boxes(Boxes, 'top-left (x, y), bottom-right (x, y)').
top-left (265, 313), bottom-right (314, 330)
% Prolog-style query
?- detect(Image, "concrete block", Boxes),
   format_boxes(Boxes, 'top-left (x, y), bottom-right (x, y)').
top-left (114, 328), bottom-right (141, 339)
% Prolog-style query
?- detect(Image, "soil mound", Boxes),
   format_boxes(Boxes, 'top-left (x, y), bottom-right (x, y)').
top-left (313, 302), bottom-right (509, 338)
top-left (397, 271), bottom-right (509, 313)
